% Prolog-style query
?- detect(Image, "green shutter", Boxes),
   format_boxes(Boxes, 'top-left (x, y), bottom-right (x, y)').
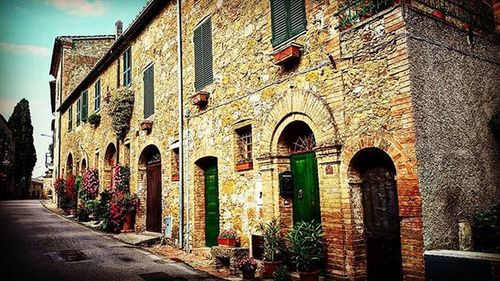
top-left (143, 65), bottom-right (154, 118)
top-left (289, 0), bottom-right (306, 37)
top-left (194, 18), bottom-right (213, 91)
top-left (82, 90), bottom-right (88, 121)
top-left (271, 0), bottom-right (288, 46)
top-left (95, 80), bottom-right (101, 112)
top-left (76, 99), bottom-right (81, 126)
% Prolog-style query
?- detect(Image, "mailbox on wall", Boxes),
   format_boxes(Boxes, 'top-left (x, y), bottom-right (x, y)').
top-left (164, 216), bottom-right (172, 238)
top-left (279, 171), bottom-right (293, 196)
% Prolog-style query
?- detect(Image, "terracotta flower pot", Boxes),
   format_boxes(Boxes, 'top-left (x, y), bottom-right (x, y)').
top-left (299, 270), bottom-right (320, 281)
top-left (432, 10), bottom-right (445, 20)
top-left (263, 260), bottom-right (283, 278)
top-left (121, 211), bottom-right (135, 232)
top-left (235, 161), bottom-right (253, 171)
top-left (217, 238), bottom-right (237, 247)
top-left (242, 269), bottom-right (256, 280)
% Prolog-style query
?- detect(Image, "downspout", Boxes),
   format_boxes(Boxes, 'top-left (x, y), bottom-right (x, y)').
top-left (176, 0), bottom-right (185, 250)
top-left (185, 116), bottom-right (190, 251)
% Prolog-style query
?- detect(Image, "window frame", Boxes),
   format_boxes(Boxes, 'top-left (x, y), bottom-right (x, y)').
top-left (94, 79), bottom-right (101, 113)
top-left (76, 98), bottom-right (81, 126)
top-left (235, 125), bottom-right (253, 163)
top-left (123, 47), bottom-right (132, 87)
top-left (68, 105), bottom-right (73, 132)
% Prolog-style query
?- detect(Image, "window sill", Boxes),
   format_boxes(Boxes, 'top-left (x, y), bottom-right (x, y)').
top-left (272, 42), bottom-right (303, 67)
top-left (235, 161), bottom-right (253, 172)
top-left (271, 30), bottom-right (306, 51)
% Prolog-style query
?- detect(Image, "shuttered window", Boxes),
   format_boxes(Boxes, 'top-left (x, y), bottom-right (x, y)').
top-left (76, 98), bottom-right (81, 126)
top-left (68, 105), bottom-right (72, 132)
top-left (94, 80), bottom-right (101, 112)
top-left (194, 17), bottom-right (213, 91)
top-left (81, 90), bottom-right (88, 121)
top-left (270, 0), bottom-right (306, 47)
top-left (143, 64), bottom-right (155, 118)
top-left (123, 47), bottom-right (132, 87)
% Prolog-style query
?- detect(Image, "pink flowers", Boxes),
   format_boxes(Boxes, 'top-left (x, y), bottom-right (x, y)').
top-left (112, 165), bottom-right (130, 189)
top-left (234, 257), bottom-right (257, 271)
top-left (82, 169), bottom-right (99, 199)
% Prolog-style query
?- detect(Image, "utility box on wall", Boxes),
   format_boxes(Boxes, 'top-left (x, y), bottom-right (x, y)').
top-left (279, 171), bottom-right (293, 196)
top-left (164, 216), bottom-right (172, 238)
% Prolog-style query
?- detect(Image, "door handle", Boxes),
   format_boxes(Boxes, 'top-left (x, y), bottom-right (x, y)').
top-left (298, 189), bottom-right (304, 199)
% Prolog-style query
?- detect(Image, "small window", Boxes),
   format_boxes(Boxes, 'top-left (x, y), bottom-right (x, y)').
top-left (171, 148), bottom-right (179, 181)
top-left (193, 17), bottom-right (213, 91)
top-left (68, 105), bottom-right (73, 132)
top-left (236, 125), bottom-right (253, 164)
top-left (143, 64), bottom-right (154, 118)
top-left (94, 80), bottom-right (101, 112)
top-left (123, 48), bottom-right (132, 87)
top-left (76, 98), bottom-right (81, 126)
top-left (81, 90), bottom-right (88, 122)
top-left (270, 0), bottom-right (306, 47)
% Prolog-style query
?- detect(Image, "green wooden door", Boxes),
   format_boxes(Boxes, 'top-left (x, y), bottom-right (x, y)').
top-left (204, 165), bottom-right (219, 247)
top-left (291, 152), bottom-right (321, 224)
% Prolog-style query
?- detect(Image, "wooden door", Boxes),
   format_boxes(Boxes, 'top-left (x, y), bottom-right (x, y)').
top-left (146, 163), bottom-right (161, 232)
top-left (204, 165), bottom-right (219, 246)
top-left (290, 152), bottom-right (321, 224)
top-left (362, 167), bottom-right (402, 281)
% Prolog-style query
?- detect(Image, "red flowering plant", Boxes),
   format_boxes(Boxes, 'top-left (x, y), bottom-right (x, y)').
top-left (54, 178), bottom-right (65, 208)
top-left (113, 165), bottom-right (130, 189)
top-left (64, 175), bottom-right (77, 210)
top-left (82, 169), bottom-right (99, 200)
top-left (108, 186), bottom-right (139, 232)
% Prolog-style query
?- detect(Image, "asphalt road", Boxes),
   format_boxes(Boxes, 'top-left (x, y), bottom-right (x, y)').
top-left (0, 200), bottom-right (223, 281)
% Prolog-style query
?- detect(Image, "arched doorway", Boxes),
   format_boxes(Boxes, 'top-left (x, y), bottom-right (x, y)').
top-left (349, 148), bottom-right (402, 281)
top-left (277, 121), bottom-right (321, 225)
top-left (66, 153), bottom-right (73, 176)
top-left (139, 145), bottom-right (162, 233)
top-left (194, 156), bottom-right (219, 247)
top-left (104, 143), bottom-right (117, 188)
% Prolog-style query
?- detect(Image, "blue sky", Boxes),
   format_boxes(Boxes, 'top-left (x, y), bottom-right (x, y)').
top-left (0, 0), bottom-right (147, 177)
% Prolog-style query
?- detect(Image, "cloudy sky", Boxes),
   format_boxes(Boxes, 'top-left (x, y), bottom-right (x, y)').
top-left (0, 0), bottom-right (147, 177)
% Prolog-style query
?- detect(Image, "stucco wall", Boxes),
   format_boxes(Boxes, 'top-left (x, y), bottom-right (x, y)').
top-left (406, 8), bottom-right (500, 250)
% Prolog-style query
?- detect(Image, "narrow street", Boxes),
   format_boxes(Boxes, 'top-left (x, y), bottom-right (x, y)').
top-left (0, 200), bottom-right (223, 281)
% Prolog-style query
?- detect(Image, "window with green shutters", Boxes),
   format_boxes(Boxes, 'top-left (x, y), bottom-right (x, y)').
top-left (193, 17), bottom-right (213, 91)
top-left (123, 47), bottom-right (132, 87)
top-left (81, 90), bottom-right (88, 122)
top-left (143, 64), bottom-right (154, 118)
top-left (270, 0), bottom-right (307, 47)
top-left (76, 98), bottom-right (81, 126)
top-left (94, 80), bottom-right (101, 112)
top-left (68, 105), bottom-right (72, 132)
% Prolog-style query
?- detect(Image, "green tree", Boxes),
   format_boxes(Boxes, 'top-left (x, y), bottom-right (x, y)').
top-left (8, 99), bottom-right (36, 198)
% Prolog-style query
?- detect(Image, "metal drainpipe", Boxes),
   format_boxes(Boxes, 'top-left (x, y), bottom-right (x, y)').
top-left (185, 117), bottom-right (190, 252)
top-left (176, 0), bottom-right (185, 250)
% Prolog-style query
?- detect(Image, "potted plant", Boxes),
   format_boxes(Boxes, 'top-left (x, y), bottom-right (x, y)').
top-left (140, 119), bottom-right (153, 131)
top-left (87, 113), bottom-right (101, 127)
top-left (217, 229), bottom-right (238, 247)
top-left (288, 221), bottom-right (324, 281)
top-left (108, 186), bottom-right (139, 233)
top-left (235, 257), bottom-right (257, 280)
top-left (65, 175), bottom-right (77, 215)
top-left (273, 265), bottom-right (293, 281)
top-left (236, 159), bottom-right (253, 171)
top-left (260, 219), bottom-right (286, 278)
top-left (432, 5), bottom-right (447, 20)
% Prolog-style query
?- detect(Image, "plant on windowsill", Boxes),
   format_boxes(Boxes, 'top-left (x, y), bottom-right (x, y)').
top-left (87, 113), bottom-right (101, 127)
top-left (432, 5), bottom-right (447, 20)
top-left (489, 104), bottom-right (500, 142)
top-left (110, 87), bottom-right (134, 140)
top-left (235, 257), bottom-right (257, 280)
top-left (217, 229), bottom-right (239, 247)
top-left (171, 174), bottom-right (179, 182)
top-left (260, 218), bottom-right (287, 278)
top-left (236, 158), bottom-right (253, 172)
top-left (272, 42), bottom-right (303, 67)
top-left (140, 119), bottom-right (153, 131)
top-left (288, 221), bottom-right (324, 281)
top-left (191, 91), bottom-right (209, 107)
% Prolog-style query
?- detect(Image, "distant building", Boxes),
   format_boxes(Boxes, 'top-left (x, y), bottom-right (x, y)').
top-left (29, 177), bottom-right (44, 199)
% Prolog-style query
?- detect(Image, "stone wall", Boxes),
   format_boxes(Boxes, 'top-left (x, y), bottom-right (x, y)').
top-left (405, 8), bottom-right (500, 250)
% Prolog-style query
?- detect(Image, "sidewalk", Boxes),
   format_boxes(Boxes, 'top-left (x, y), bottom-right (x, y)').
top-left (40, 200), bottom-right (235, 280)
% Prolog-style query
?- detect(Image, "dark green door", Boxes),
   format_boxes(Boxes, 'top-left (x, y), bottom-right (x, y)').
top-left (204, 165), bottom-right (219, 247)
top-left (291, 152), bottom-right (321, 224)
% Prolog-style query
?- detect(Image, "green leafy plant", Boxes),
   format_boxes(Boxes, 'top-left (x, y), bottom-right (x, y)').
top-left (110, 87), bottom-right (134, 140)
top-left (87, 113), bottom-right (101, 127)
top-left (489, 104), bottom-right (500, 141)
top-left (260, 218), bottom-right (286, 262)
top-left (218, 229), bottom-right (238, 239)
top-left (95, 189), bottom-right (112, 231)
top-left (288, 221), bottom-right (324, 273)
top-left (473, 204), bottom-right (500, 253)
top-left (273, 265), bottom-right (293, 281)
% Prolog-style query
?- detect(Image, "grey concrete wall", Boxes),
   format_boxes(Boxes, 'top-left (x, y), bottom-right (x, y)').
top-left (405, 8), bottom-right (500, 250)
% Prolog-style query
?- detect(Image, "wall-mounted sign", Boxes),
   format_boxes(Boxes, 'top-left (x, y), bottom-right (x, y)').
top-left (279, 171), bottom-right (293, 196)
top-left (325, 165), bottom-right (334, 175)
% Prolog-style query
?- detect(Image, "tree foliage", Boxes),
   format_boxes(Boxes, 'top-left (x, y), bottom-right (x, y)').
top-left (8, 99), bottom-right (36, 198)
top-left (110, 88), bottom-right (134, 140)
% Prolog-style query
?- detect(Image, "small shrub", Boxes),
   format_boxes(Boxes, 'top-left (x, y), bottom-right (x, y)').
top-left (288, 221), bottom-right (324, 273)
top-left (273, 265), bottom-right (293, 281)
top-left (64, 175), bottom-right (77, 210)
top-left (473, 204), bottom-right (500, 253)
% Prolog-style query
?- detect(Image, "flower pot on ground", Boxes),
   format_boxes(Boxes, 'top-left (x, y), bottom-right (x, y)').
top-left (217, 229), bottom-right (238, 247)
top-left (121, 210), bottom-right (136, 232)
top-left (260, 218), bottom-right (287, 278)
top-left (288, 221), bottom-right (324, 281)
top-left (235, 257), bottom-right (257, 280)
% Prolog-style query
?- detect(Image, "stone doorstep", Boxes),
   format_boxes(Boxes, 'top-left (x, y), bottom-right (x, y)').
top-left (425, 250), bottom-right (500, 262)
top-left (112, 231), bottom-right (162, 246)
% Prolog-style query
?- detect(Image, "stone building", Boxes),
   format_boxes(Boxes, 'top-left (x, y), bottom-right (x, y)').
top-left (29, 177), bottom-right (44, 199)
top-left (50, 0), bottom-right (500, 280)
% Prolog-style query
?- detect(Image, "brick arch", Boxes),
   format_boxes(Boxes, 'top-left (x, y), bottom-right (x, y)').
top-left (257, 91), bottom-right (339, 157)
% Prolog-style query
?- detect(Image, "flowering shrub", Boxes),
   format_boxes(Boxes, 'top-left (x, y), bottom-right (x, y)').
top-left (234, 257), bottom-right (257, 272)
top-left (218, 229), bottom-right (238, 239)
top-left (108, 186), bottom-right (139, 232)
top-left (54, 178), bottom-right (65, 208)
top-left (110, 87), bottom-right (134, 140)
top-left (113, 165), bottom-right (130, 189)
top-left (64, 175), bottom-right (77, 210)
top-left (82, 169), bottom-right (99, 200)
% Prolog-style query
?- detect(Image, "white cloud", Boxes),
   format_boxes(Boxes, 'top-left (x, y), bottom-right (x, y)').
top-left (47, 0), bottom-right (107, 17)
top-left (0, 42), bottom-right (50, 57)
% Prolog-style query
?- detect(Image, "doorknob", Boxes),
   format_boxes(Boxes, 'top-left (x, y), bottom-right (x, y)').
top-left (298, 189), bottom-right (304, 199)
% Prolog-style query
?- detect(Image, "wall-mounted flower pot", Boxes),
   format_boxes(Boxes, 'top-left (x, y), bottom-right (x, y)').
top-left (217, 238), bottom-right (237, 247)
top-left (171, 174), bottom-right (179, 182)
top-left (140, 120), bottom-right (153, 131)
top-left (432, 9), bottom-right (446, 20)
top-left (236, 161), bottom-right (253, 172)
top-left (273, 43), bottom-right (302, 67)
top-left (339, 23), bottom-right (352, 32)
top-left (360, 11), bottom-right (374, 21)
top-left (191, 91), bottom-right (209, 107)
